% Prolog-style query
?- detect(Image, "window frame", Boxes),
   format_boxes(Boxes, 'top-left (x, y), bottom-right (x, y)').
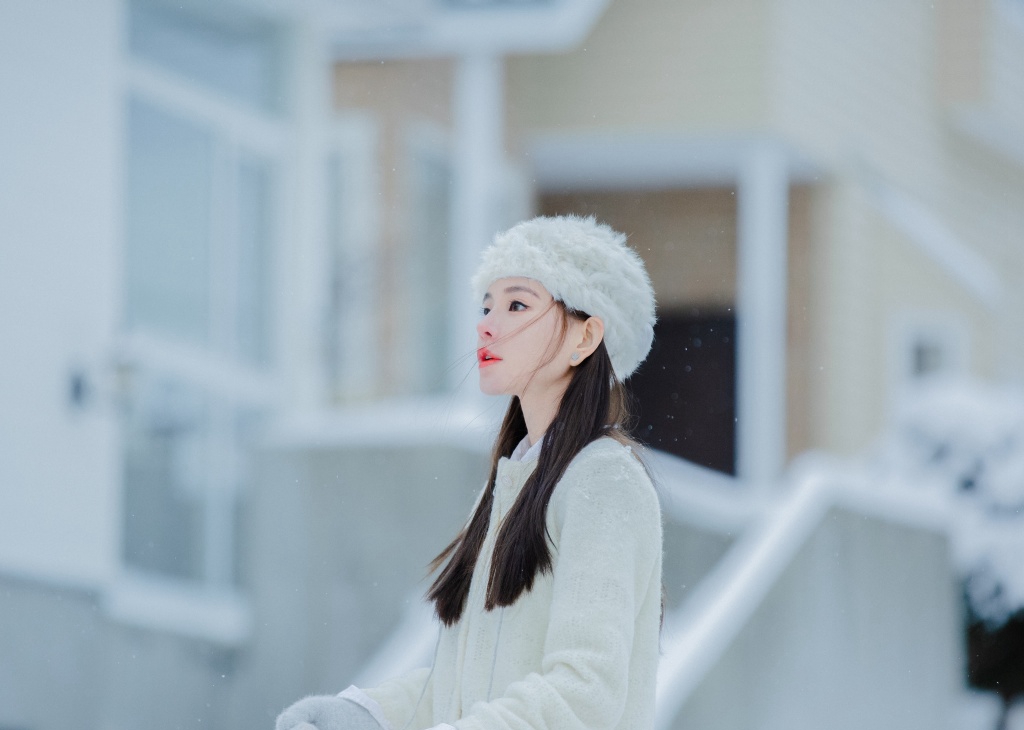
top-left (323, 114), bottom-right (381, 403)
top-left (111, 43), bottom-right (287, 644)
top-left (399, 119), bottom-right (455, 395)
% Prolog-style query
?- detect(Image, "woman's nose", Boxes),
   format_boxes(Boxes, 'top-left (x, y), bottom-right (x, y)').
top-left (476, 312), bottom-right (494, 340)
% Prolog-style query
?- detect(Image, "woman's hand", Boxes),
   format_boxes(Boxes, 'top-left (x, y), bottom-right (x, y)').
top-left (275, 695), bottom-right (383, 730)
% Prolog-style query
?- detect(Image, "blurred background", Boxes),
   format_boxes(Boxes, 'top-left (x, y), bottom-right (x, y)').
top-left (2, 0), bottom-right (1024, 728)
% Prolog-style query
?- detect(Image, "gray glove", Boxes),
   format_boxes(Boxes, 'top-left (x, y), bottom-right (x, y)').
top-left (275, 695), bottom-right (383, 730)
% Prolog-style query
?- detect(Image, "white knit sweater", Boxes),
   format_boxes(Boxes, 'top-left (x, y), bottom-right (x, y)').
top-left (359, 437), bottom-right (663, 730)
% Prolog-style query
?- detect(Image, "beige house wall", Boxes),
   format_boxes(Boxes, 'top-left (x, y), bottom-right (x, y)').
top-left (936, 0), bottom-right (988, 106)
top-left (809, 181), bottom-right (992, 454)
top-left (938, 128), bottom-right (1024, 383)
top-left (771, 0), bottom-right (945, 189)
top-left (786, 186), bottom-right (816, 460)
top-left (507, 0), bottom-right (772, 135)
top-left (770, 0), bottom-right (950, 447)
top-left (871, 214), bottom-right (999, 382)
top-left (771, 0), bottom-right (1024, 452)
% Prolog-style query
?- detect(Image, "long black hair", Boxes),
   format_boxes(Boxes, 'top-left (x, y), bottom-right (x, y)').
top-left (427, 307), bottom-right (637, 626)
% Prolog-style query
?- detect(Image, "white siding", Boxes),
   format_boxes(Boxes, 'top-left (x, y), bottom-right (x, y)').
top-left (0, 0), bottom-right (123, 586)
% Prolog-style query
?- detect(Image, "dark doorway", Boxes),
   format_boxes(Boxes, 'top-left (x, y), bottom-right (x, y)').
top-left (627, 310), bottom-right (736, 474)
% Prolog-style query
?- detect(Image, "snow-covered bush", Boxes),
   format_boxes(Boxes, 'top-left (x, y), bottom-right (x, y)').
top-left (873, 376), bottom-right (1024, 627)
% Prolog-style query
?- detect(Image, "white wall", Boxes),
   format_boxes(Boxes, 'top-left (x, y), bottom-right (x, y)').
top-left (0, 0), bottom-right (124, 586)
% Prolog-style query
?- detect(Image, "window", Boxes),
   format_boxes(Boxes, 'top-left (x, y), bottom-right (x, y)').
top-left (129, 0), bottom-right (284, 115)
top-left (125, 99), bottom-right (214, 349)
top-left (121, 375), bottom-right (257, 585)
top-left (989, 0), bottom-right (1024, 121)
top-left (324, 118), bottom-right (380, 402)
top-left (401, 123), bottom-right (454, 394)
top-left (910, 337), bottom-right (947, 379)
top-left (890, 310), bottom-right (969, 389)
top-left (121, 5), bottom-right (282, 594)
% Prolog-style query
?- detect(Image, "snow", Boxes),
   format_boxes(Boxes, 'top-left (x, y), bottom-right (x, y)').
top-left (872, 375), bottom-right (1024, 626)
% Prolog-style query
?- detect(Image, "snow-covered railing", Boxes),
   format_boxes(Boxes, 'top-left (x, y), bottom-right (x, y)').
top-left (353, 591), bottom-right (438, 688)
top-left (653, 458), bottom-right (953, 730)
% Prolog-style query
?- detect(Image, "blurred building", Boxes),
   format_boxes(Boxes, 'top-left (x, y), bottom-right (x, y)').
top-left (1, 0), bottom-right (1023, 728)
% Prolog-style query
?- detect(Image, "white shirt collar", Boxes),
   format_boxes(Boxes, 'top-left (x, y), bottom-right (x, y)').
top-left (510, 434), bottom-right (544, 463)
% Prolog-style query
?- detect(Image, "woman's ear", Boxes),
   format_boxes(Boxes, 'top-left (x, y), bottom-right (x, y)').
top-left (569, 316), bottom-right (605, 367)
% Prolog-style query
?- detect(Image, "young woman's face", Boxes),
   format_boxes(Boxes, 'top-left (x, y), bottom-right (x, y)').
top-left (476, 277), bottom-right (577, 400)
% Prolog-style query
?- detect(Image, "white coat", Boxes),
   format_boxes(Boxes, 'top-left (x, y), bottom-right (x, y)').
top-left (351, 436), bottom-right (663, 730)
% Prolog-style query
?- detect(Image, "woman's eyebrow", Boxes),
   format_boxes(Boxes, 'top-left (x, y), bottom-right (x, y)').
top-left (482, 285), bottom-right (542, 303)
top-left (503, 285), bottom-right (540, 298)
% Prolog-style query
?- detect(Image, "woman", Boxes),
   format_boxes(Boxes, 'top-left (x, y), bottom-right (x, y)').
top-left (277, 215), bottom-right (662, 730)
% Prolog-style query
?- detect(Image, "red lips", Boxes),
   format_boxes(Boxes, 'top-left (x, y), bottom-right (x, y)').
top-left (477, 348), bottom-right (501, 367)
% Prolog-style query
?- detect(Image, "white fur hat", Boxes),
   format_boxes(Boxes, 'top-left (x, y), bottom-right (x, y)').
top-left (471, 215), bottom-right (656, 381)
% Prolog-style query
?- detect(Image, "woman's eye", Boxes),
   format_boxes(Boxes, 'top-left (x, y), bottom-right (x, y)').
top-left (509, 300), bottom-right (527, 312)
top-left (480, 307), bottom-right (491, 316)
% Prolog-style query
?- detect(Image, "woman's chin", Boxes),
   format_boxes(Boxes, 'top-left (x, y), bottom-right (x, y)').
top-left (478, 382), bottom-right (504, 397)
top-left (477, 374), bottom-right (509, 397)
